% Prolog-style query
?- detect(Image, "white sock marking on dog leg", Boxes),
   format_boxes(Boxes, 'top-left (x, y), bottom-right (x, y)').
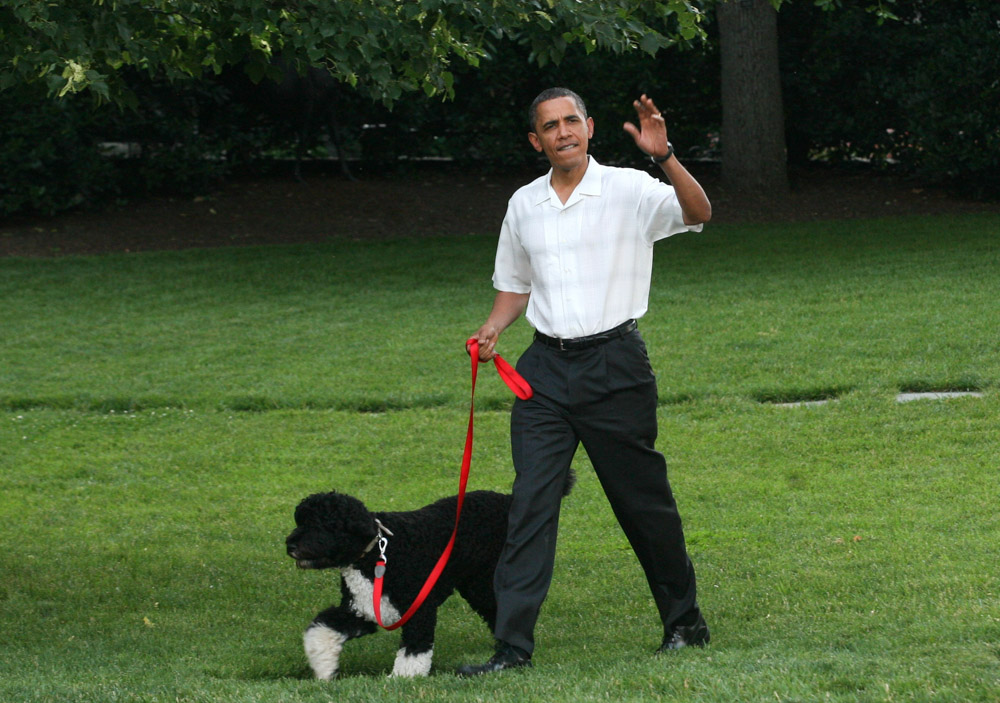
top-left (390, 647), bottom-right (433, 677)
top-left (342, 566), bottom-right (402, 626)
top-left (303, 624), bottom-right (347, 680)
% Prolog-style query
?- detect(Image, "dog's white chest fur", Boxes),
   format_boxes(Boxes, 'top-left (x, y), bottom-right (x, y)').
top-left (342, 566), bottom-right (402, 626)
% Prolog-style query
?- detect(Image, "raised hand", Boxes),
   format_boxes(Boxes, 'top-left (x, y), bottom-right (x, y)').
top-left (623, 94), bottom-right (670, 160)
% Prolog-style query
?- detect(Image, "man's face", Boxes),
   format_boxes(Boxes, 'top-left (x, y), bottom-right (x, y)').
top-left (528, 96), bottom-right (595, 172)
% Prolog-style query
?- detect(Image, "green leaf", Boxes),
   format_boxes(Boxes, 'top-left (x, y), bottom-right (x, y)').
top-left (639, 31), bottom-right (663, 56)
top-left (245, 60), bottom-right (266, 84)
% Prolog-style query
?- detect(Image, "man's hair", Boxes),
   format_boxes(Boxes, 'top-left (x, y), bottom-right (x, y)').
top-left (528, 87), bottom-right (588, 132)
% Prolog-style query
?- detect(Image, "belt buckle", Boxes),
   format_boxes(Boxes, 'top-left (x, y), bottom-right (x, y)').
top-left (558, 337), bottom-right (566, 351)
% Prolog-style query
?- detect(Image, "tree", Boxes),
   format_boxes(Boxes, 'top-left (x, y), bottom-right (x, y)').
top-left (714, 0), bottom-right (899, 194)
top-left (0, 0), bottom-right (707, 106)
top-left (717, 0), bottom-right (788, 194)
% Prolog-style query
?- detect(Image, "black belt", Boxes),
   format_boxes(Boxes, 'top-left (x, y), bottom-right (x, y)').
top-left (534, 319), bottom-right (637, 351)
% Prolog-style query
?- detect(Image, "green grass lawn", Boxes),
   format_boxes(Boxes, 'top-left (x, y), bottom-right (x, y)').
top-left (1, 214), bottom-right (998, 701)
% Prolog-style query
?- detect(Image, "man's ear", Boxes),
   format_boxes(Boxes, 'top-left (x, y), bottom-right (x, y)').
top-left (528, 132), bottom-right (542, 153)
top-left (587, 117), bottom-right (595, 139)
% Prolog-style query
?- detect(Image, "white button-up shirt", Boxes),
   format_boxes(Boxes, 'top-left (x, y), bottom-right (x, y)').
top-left (492, 157), bottom-right (702, 338)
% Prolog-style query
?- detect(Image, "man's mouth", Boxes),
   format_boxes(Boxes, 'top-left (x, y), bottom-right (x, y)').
top-left (557, 143), bottom-right (578, 152)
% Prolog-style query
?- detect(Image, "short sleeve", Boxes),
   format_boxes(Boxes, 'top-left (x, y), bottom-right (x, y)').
top-left (638, 172), bottom-right (703, 244)
top-left (492, 205), bottom-right (532, 294)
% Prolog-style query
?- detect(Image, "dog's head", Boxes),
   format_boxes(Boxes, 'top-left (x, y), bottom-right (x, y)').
top-left (286, 491), bottom-right (378, 569)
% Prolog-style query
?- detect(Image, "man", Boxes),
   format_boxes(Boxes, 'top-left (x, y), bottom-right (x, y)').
top-left (459, 88), bottom-right (712, 676)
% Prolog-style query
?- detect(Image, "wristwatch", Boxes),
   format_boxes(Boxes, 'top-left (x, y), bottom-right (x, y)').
top-left (650, 142), bottom-right (674, 164)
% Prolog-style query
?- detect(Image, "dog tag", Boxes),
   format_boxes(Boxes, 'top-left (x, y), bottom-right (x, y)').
top-left (374, 564), bottom-right (386, 579)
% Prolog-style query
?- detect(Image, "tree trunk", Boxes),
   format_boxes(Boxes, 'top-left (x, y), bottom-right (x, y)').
top-left (717, 0), bottom-right (789, 194)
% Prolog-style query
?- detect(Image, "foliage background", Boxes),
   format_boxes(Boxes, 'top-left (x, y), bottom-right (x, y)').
top-left (1, 1), bottom-right (998, 218)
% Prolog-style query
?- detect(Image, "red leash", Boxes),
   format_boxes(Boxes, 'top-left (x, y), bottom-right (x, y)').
top-left (372, 340), bottom-right (532, 629)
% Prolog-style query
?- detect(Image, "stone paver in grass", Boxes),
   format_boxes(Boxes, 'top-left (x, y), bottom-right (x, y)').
top-left (895, 391), bottom-right (983, 403)
top-left (768, 390), bottom-right (985, 408)
top-left (773, 399), bottom-right (835, 408)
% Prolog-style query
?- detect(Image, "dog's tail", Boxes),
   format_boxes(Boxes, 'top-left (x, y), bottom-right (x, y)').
top-left (563, 468), bottom-right (577, 496)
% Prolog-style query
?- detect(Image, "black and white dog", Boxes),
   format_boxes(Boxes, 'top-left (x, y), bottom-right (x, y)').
top-left (286, 473), bottom-right (574, 678)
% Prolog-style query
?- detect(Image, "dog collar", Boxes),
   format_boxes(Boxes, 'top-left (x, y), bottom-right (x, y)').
top-left (357, 518), bottom-right (393, 562)
top-left (358, 535), bottom-right (379, 560)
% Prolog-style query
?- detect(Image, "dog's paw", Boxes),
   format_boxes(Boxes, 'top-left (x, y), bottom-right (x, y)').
top-left (304, 624), bottom-right (346, 680)
top-left (390, 647), bottom-right (433, 677)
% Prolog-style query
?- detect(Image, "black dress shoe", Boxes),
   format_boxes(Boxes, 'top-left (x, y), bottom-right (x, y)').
top-left (657, 614), bottom-right (710, 652)
top-left (456, 642), bottom-right (532, 676)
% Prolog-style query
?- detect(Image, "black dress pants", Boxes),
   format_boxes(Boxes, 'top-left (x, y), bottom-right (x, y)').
top-left (493, 328), bottom-right (699, 654)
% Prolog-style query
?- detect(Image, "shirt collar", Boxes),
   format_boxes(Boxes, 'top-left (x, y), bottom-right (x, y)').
top-left (534, 156), bottom-right (604, 207)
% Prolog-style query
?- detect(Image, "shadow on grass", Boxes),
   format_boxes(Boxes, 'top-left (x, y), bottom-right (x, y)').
top-left (752, 386), bottom-right (849, 406)
top-left (897, 378), bottom-right (984, 394)
top-left (208, 661), bottom-right (394, 682)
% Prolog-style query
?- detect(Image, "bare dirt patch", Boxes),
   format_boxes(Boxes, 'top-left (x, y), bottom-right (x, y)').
top-left (2, 163), bottom-right (996, 258)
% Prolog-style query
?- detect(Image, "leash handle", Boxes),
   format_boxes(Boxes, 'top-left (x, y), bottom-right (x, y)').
top-left (491, 352), bottom-right (533, 400)
top-left (466, 338), bottom-right (533, 400)
top-left (373, 340), bottom-right (532, 629)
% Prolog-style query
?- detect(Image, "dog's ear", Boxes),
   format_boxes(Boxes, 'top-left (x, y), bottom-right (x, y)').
top-left (339, 499), bottom-right (377, 540)
top-left (351, 516), bottom-right (378, 542)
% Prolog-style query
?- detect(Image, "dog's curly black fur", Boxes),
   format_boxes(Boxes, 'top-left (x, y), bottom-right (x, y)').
top-left (286, 472), bottom-right (574, 679)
